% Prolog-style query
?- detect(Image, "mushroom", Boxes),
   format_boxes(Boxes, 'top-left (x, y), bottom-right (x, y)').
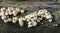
top-left (53, 24), bottom-right (58, 26)
top-left (1, 15), bottom-right (6, 20)
top-left (19, 21), bottom-right (24, 27)
top-left (38, 18), bottom-right (42, 20)
top-left (9, 10), bottom-right (13, 15)
top-left (38, 10), bottom-right (45, 15)
top-left (13, 10), bottom-right (18, 16)
top-left (7, 7), bottom-right (13, 15)
top-left (5, 10), bottom-right (9, 15)
top-left (26, 19), bottom-right (30, 22)
top-left (25, 15), bottom-right (31, 20)
top-left (15, 8), bottom-right (20, 12)
top-left (36, 19), bottom-right (40, 22)
top-left (43, 9), bottom-right (48, 13)
top-left (45, 12), bottom-right (53, 22)
top-left (8, 18), bottom-right (12, 22)
top-left (45, 13), bottom-right (52, 19)
top-left (18, 17), bottom-right (24, 27)
top-left (22, 17), bottom-right (26, 21)
top-left (28, 22), bottom-right (33, 28)
top-left (0, 10), bottom-right (5, 15)
top-left (32, 21), bottom-right (37, 26)
top-left (1, 7), bottom-right (6, 12)
top-left (20, 10), bottom-right (25, 13)
top-left (48, 19), bottom-right (52, 22)
top-left (12, 17), bottom-right (18, 23)
top-left (3, 19), bottom-right (8, 23)
top-left (33, 17), bottom-right (37, 20)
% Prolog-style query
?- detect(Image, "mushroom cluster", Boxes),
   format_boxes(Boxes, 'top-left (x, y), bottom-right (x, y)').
top-left (0, 7), bottom-right (53, 28)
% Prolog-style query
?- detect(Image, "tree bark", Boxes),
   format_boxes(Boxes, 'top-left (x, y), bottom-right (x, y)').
top-left (3, 0), bottom-right (8, 2)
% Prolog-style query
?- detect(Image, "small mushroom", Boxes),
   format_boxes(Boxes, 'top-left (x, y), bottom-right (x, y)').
top-left (18, 17), bottom-right (24, 27)
top-left (25, 15), bottom-right (31, 20)
top-left (53, 24), bottom-right (58, 26)
top-left (37, 19), bottom-right (40, 22)
top-left (1, 11), bottom-right (5, 15)
top-left (48, 18), bottom-right (52, 22)
top-left (1, 15), bottom-right (6, 20)
top-left (15, 8), bottom-right (20, 12)
top-left (1, 7), bottom-right (6, 12)
top-left (43, 9), bottom-right (48, 13)
top-left (12, 17), bottom-right (18, 23)
top-left (3, 19), bottom-right (8, 23)
top-left (20, 10), bottom-right (25, 13)
top-left (38, 10), bottom-right (45, 15)
top-left (7, 8), bottom-right (13, 15)
top-left (32, 21), bottom-right (37, 26)
top-left (5, 10), bottom-right (9, 15)
top-left (8, 18), bottom-right (12, 22)
top-left (28, 22), bottom-right (33, 28)
top-left (13, 10), bottom-right (18, 16)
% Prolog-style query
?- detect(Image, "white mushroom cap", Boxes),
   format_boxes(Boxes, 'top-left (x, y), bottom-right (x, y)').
top-left (13, 10), bottom-right (18, 16)
top-left (22, 17), bottom-right (26, 21)
top-left (18, 17), bottom-right (23, 21)
top-left (48, 19), bottom-right (52, 22)
top-left (7, 7), bottom-right (13, 15)
top-left (45, 12), bottom-right (50, 15)
top-left (15, 8), bottom-right (20, 12)
top-left (19, 21), bottom-right (24, 27)
top-left (25, 15), bottom-right (30, 18)
top-left (26, 19), bottom-right (30, 22)
top-left (1, 11), bottom-right (5, 15)
top-left (40, 14), bottom-right (45, 17)
top-left (20, 10), bottom-right (25, 13)
top-left (45, 15), bottom-right (52, 19)
top-left (9, 11), bottom-right (13, 15)
top-left (43, 9), bottom-right (48, 13)
top-left (18, 17), bottom-right (24, 27)
top-left (45, 12), bottom-right (53, 19)
top-left (32, 22), bottom-right (37, 26)
top-left (7, 7), bottom-right (11, 11)
top-left (8, 18), bottom-right (12, 22)
top-left (53, 24), bottom-right (58, 26)
top-left (38, 18), bottom-right (42, 20)
top-left (10, 7), bottom-right (14, 11)
top-left (30, 19), bottom-right (34, 21)
top-left (28, 22), bottom-right (33, 28)
top-left (29, 13), bottom-right (37, 18)
top-left (1, 15), bottom-right (6, 20)
top-left (34, 11), bottom-right (37, 13)
top-left (1, 7), bottom-right (6, 11)
top-left (12, 17), bottom-right (18, 23)
top-left (5, 10), bottom-right (9, 15)
top-left (38, 10), bottom-right (45, 15)
top-left (37, 19), bottom-right (40, 22)
top-left (3, 19), bottom-right (8, 23)
top-left (25, 15), bottom-right (31, 19)
top-left (25, 13), bottom-right (37, 20)
top-left (32, 17), bottom-right (37, 20)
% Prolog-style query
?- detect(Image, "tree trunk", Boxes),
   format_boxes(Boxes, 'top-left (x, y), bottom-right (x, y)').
top-left (3, 0), bottom-right (8, 2)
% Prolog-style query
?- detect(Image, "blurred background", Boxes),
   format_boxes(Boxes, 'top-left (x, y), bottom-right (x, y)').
top-left (1, 0), bottom-right (60, 2)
